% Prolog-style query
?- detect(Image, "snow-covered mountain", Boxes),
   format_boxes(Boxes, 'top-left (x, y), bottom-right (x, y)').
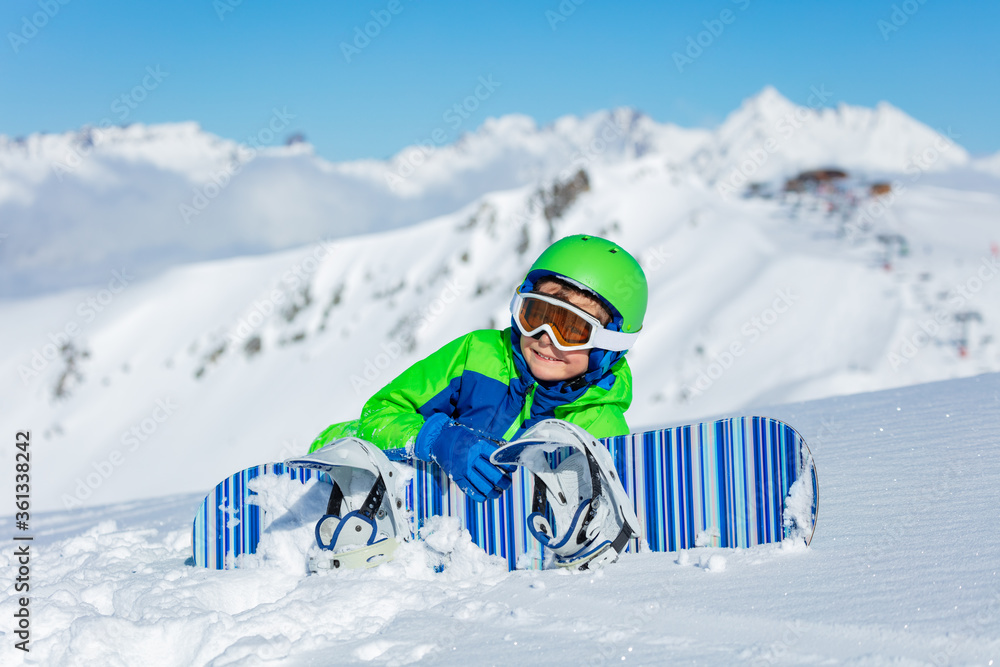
top-left (694, 86), bottom-right (972, 189)
top-left (0, 108), bottom-right (696, 297)
top-left (1, 87), bottom-right (994, 297)
top-left (1, 87), bottom-right (999, 515)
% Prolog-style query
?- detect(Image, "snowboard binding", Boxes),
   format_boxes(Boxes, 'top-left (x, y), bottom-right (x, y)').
top-left (491, 420), bottom-right (642, 570)
top-left (285, 439), bottom-right (409, 573)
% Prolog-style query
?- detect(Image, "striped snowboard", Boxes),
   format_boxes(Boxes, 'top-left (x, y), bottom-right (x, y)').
top-left (192, 416), bottom-right (818, 570)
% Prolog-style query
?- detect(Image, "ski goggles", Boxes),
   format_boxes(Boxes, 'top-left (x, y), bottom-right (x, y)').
top-left (509, 291), bottom-right (638, 352)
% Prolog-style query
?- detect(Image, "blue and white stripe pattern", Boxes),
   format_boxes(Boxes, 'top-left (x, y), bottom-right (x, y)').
top-left (193, 417), bottom-right (817, 571)
top-left (406, 416), bottom-right (816, 570)
top-left (605, 416), bottom-right (817, 554)
top-left (191, 463), bottom-right (331, 570)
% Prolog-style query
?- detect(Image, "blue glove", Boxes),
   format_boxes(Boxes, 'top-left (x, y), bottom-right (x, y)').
top-left (413, 413), bottom-right (512, 502)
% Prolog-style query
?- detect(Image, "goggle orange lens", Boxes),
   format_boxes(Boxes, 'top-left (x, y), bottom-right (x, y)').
top-left (518, 297), bottom-right (594, 347)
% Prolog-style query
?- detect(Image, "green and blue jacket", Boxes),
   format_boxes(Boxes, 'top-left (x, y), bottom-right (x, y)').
top-left (308, 327), bottom-right (632, 453)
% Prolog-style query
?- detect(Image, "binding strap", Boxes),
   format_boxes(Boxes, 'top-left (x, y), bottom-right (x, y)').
top-left (326, 482), bottom-right (345, 515)
top-left (530, 446), bottom-right (609, 550)
top-left (324, 473), bottom-right (387, 520)
top-left (531, 475), bottom-right (548, 515)
top-left (576, 448), bottom-right (603, 545)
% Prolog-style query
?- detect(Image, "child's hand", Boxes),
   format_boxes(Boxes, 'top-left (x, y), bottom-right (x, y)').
top-left (459, 440), bottom-right (513, 501)
top-left (413, 414), bottom-right (512, 502)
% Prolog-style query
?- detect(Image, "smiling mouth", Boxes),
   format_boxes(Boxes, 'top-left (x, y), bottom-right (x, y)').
top-left (533, 349), bottom-right (563, 363)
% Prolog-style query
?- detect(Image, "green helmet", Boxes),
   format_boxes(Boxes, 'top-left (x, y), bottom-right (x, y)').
top-left (526, 234), bottom-right (648, 334)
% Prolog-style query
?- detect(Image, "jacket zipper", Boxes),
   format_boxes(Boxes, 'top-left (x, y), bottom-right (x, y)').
top-left (502, 383), bottom-right (535, 441)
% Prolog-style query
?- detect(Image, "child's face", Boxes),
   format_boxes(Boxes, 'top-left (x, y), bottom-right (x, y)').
top-left (518, 281), bottom-right (605, 382)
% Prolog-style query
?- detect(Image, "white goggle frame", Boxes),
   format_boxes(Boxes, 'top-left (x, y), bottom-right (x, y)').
top-left (509, 291), bottom-right (639, 352)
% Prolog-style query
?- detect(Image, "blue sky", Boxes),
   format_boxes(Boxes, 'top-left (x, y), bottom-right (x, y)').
top-left (1, 0), bottom-right (997, 160)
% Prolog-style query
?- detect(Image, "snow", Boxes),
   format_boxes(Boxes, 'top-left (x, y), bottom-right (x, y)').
top-left (241, 473), bottom-right (329, 572)
top-left (2, 373), bottom-right (998, 665)
top-left (2, 86), bottom-right (1000, 663)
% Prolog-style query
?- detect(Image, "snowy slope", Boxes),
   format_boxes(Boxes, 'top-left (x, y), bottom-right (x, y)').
top-left (1, 374), bottom-right (998, 666)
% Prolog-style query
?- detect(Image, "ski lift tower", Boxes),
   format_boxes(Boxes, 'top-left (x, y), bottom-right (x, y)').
top-left (954, 311), bottom-right (983, 357)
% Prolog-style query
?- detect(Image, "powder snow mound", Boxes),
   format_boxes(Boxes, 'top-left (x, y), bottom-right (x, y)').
top-left (781, 476), bottom-right (816, 544)
top-left (2, 374), bottom-right (998, 665)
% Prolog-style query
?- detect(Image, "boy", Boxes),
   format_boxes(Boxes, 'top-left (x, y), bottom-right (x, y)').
top-left (307, 234), bottom-right (648, 503)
